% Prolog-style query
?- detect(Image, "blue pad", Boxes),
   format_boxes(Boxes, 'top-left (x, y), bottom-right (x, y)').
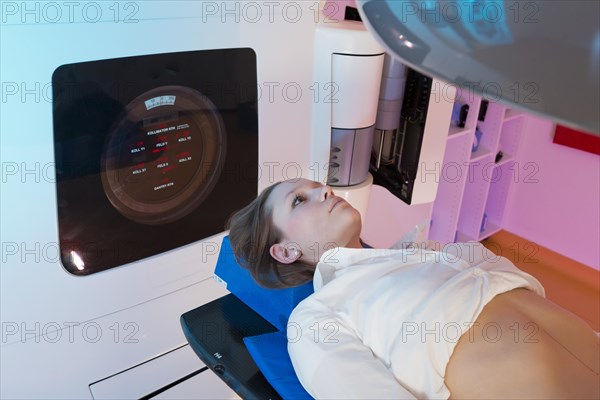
top-left (214, 236), bottom-right (315, 398)
top-left (214, 236), bottom-right (314, 332)
top-left (243, 331), bottom-right (313, 400)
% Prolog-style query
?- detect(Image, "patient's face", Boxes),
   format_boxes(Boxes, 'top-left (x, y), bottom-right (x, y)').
top-left (267, 179), bottom-right (361, 264)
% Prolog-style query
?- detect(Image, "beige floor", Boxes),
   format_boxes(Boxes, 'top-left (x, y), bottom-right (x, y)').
top-left (482, 230), bottom-right (599, 331)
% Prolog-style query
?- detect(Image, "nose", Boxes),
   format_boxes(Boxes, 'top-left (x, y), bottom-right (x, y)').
top-left (320, 185), bottom-right (334, 202)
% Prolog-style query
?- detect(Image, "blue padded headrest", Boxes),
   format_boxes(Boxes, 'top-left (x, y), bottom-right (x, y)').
top-left (243, 331), bottom-right (312, 399)
top-left (213, 236), bottom-right (314, 332)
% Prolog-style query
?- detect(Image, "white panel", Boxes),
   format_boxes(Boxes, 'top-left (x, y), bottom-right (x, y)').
top-left (238, 2), bottom-right (318, 190)
top-left (1, 279), bottom-right (228, 399)
top-left (153, 369), bottom-right (241, 400)
top-left (411, 79), bottom-right (457, 204)
top-left (90, 345), bottom-right (204, 399)
top-left (331, 53), bottom-right (384, 129)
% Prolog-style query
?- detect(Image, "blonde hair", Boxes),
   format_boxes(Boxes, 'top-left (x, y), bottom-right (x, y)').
top-left (225, 181), bottom-right (315, 288)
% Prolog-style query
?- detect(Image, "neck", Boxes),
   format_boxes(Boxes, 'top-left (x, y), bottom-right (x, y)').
top-left (346, 236), bottom-right (364, 249)
top-left (307, 236), bottom-right (365, 266)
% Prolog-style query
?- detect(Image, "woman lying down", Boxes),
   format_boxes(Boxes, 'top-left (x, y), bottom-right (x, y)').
top-left (226, 178), bottom-right (599, 399)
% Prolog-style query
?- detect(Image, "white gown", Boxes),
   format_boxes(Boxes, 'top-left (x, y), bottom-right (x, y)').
top-left (287, 242), bottom-right (545, 399)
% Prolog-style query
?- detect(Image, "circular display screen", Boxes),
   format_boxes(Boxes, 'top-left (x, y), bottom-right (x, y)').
top-left (101, 86), bottom-right (226, 225)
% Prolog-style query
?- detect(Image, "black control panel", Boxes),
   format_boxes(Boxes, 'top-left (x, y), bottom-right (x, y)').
top-left (52, 49), bottom-right (258, 275)
top-left (370, 68), bottom-right (432, 204)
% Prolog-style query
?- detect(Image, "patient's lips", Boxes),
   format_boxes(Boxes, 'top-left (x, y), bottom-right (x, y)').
top-left (329, 196), bottom-right (346, 212)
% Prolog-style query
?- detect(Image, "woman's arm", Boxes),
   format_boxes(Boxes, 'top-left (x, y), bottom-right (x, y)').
top-left (287, 304), bottom-right (416, 399)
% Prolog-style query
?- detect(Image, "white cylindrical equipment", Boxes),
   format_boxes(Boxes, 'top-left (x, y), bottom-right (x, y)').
top-left (331, 54), bottom-right (383, 129)
top-left (328, 53), bottom-right (384, 186)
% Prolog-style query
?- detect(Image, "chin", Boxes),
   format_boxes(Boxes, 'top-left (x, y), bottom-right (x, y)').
top-left (342, 208), bottom-right (362, 234)
top-left (347, 206), bottom-right (362, 225)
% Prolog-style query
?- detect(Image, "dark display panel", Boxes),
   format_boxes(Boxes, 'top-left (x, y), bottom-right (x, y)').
top-left (52, 49), bottom-right (258, 275)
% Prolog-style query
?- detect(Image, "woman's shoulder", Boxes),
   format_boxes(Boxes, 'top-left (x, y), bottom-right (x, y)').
top-left (288, 292), bottom-right (344, 333)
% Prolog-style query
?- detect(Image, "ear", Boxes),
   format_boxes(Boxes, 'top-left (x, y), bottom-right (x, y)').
top-left (269, 242), bottom-right (301, 264)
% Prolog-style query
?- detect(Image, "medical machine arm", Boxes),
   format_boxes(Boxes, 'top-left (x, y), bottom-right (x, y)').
top-left (357, 0), bottom-right (600, 135)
